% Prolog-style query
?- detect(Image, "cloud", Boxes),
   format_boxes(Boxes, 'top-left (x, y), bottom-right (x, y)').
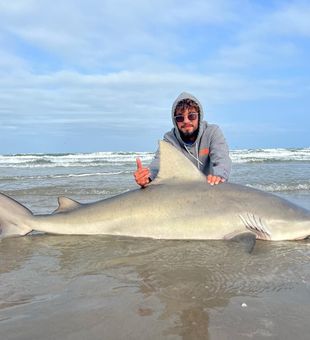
top-left (0, 66), bottom-right (304, 147)
top-left (0, 0), bottom-right (309, 152)
top-left (1, 0), bottom-right (309, 73)
top-left (0, 0), bottom-right (240, 71)
top-left (258, 1), bottom-right (310, 37)
top-left (210, 1), bottom-right (310, 71)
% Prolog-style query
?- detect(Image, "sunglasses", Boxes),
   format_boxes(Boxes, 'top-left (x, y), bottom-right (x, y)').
top-left (174, 113), bottom-right (198, 123)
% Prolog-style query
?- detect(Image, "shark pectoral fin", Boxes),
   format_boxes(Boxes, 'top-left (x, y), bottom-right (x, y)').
top-left (53, 196), bottom-right (82, 214)
top-left (225, 231), bottom-right (257, 253)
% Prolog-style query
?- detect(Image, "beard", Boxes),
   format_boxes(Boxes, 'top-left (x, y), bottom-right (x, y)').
top-left (179, 127), bottom-right (199, 142)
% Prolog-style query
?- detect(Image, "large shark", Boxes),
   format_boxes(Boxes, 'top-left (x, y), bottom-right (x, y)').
top-left (0, 141), bottom-right (309, 242)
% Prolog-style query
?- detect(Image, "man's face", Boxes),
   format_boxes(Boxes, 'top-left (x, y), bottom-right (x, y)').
top-left (174, 108), bottom-right (199, 137)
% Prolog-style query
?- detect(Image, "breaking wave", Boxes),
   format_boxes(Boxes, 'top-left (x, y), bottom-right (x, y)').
top-left (0, 148), bottom-right (309, 168)
top-left (230, 147), bottom-right (310, 163)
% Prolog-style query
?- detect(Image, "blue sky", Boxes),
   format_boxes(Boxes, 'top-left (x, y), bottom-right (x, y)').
top-left (0, 0), bottom-right (309, 153)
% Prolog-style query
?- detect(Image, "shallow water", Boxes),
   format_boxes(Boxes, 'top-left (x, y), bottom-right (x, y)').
top-left (0, 149), bottom-right (310, 339)
top-left (0, 236), bottom-right (309, 339)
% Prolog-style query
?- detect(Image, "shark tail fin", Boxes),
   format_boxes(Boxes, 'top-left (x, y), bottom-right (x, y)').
top-left (0, 192), bottom-right (33, 239)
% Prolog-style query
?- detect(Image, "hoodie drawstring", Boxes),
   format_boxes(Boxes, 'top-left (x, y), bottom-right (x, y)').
top-left (184, 144), bottom-right (203, 170)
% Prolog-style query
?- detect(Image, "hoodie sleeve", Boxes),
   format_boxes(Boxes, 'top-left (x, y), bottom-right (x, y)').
top-left (209, 126), bottom-right (232, 180)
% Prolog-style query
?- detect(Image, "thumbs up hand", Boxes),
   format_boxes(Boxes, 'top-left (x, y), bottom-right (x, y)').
top-left (134, 158), bottom-right (151, 188)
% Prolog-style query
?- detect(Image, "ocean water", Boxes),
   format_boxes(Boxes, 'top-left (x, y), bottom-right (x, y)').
top-left (0, 148), bottom-right (310, 339)
top-left (1, 147), bottom-right (310, 213)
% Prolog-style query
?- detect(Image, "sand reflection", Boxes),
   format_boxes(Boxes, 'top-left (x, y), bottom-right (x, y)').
top-left (0, 235), bottom-right (309, 339)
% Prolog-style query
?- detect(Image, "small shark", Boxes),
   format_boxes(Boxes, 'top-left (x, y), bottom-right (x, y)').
top-left (0, 141), bottom-right (309, 245)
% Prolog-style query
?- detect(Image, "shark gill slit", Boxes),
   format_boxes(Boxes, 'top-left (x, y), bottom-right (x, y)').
top-left (239, 213), bottom-right (271, 240)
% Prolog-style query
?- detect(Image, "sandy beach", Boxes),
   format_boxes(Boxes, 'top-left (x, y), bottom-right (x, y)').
top-left (0, 148), bottom-right (309, 339)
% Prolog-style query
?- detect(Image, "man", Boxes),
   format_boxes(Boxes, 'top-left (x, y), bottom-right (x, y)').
top-left (134, 92), bottom-right (231, 187)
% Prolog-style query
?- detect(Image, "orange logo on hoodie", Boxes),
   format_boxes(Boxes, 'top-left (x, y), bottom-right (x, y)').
top-left (199, 148), bottom-right (209, 156)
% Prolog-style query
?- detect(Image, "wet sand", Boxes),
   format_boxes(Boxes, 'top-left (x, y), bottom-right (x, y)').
top-left (0, 235), bottom-right (309, 339)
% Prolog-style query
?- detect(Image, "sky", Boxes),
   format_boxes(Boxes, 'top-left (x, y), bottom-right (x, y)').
top-left (0, 0), bottom-right (309, 153)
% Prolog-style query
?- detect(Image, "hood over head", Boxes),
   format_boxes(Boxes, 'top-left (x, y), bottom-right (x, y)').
top-left (171, 92), bottom-right (205, 145)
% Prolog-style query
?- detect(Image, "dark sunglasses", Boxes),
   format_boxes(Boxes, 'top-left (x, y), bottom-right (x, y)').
top-left (174, 113), bottom-right (198, 123)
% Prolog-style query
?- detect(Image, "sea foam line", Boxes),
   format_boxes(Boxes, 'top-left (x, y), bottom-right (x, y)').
top-left (0, 148), bottom-right (309, 167)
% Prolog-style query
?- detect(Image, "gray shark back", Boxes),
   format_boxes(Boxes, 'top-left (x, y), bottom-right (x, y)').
top-left (0, 141), bottom-right (309, 241)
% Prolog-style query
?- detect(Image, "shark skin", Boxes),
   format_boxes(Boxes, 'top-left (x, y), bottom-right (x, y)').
top-left (0, 141), bottom-right (309, 242)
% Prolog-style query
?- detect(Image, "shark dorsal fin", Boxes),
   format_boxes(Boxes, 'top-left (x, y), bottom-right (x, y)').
top-left (153, 141), bottom-right (205, 183)
top-left (53, 196), bottom-right (82, 214)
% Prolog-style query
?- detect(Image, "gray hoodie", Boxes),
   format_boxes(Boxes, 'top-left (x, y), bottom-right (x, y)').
top-left (149, 92), bottom-right (232, 180)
